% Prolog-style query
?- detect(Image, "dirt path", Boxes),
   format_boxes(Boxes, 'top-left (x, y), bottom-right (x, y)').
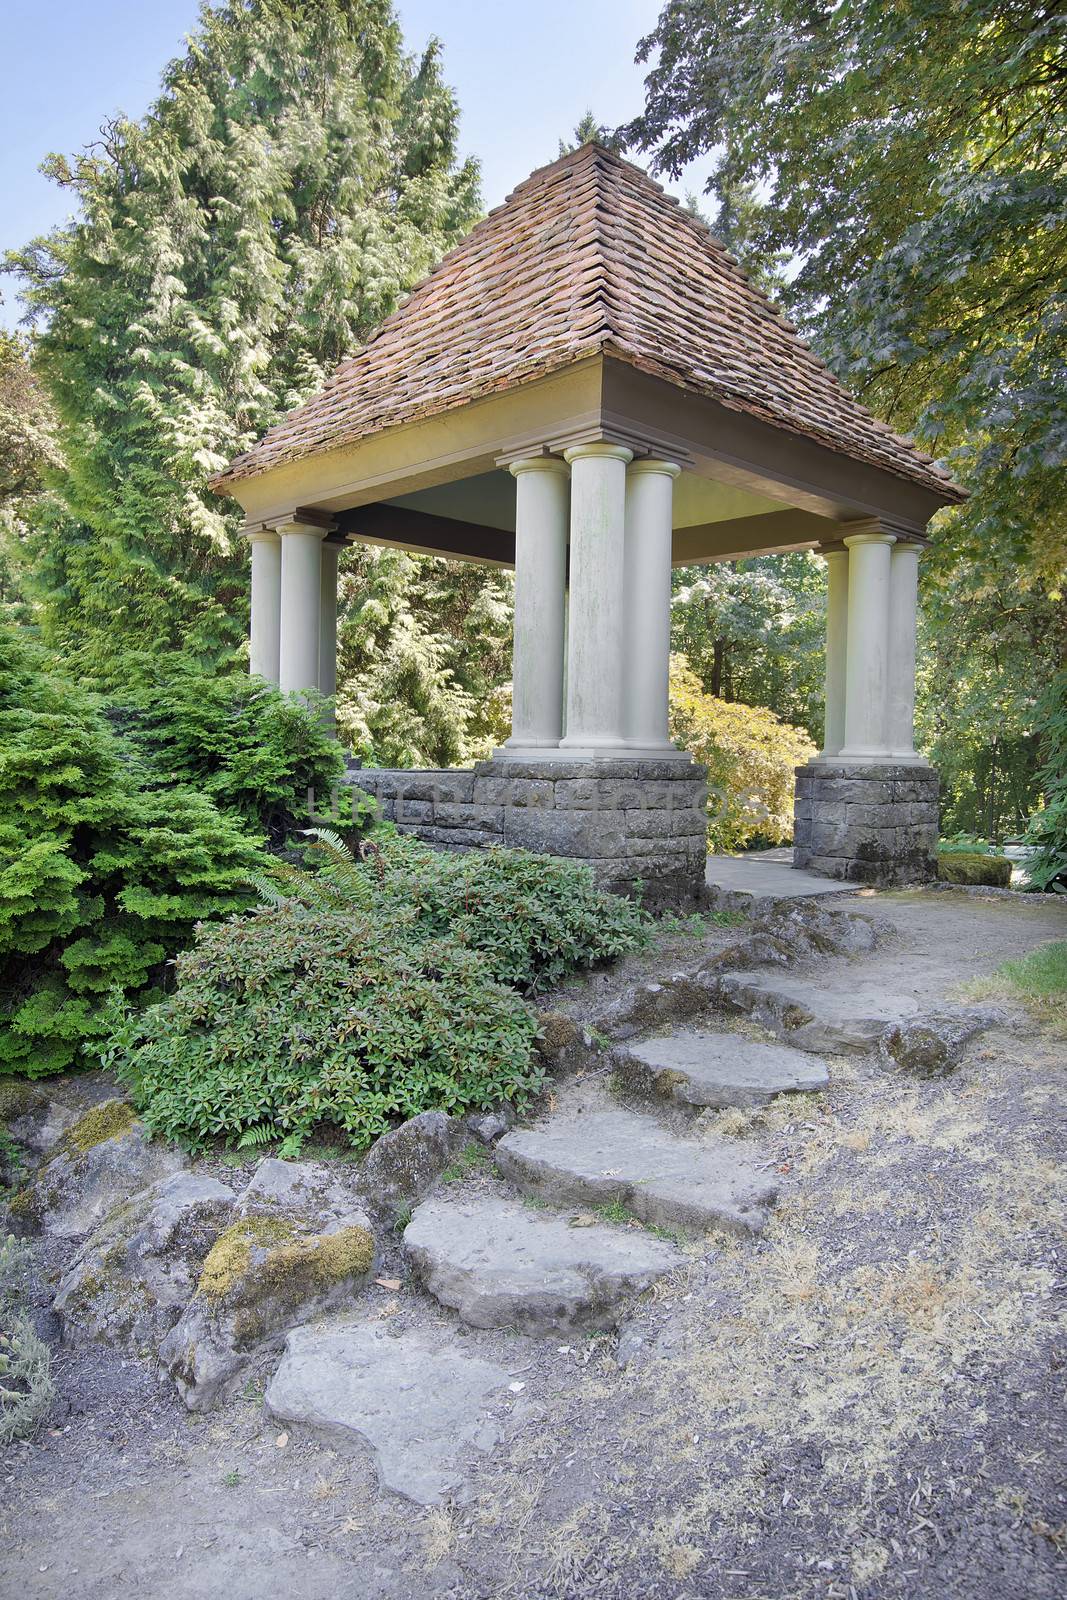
top-left (2, 889), bottom-right (1065, 1600)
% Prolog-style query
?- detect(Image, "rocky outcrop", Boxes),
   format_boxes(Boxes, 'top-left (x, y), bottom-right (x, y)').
top-left (160, 1193), bottom-right (376, 1412)
top-left (880, 1008), bottom-right (1002, 1077)
top-left (53, 1171), bottom-right (236, 1352)
top-left (7, 1100), bottom-right (185, 1238)
top-left (357, 1111), bottom-right (464, 1223)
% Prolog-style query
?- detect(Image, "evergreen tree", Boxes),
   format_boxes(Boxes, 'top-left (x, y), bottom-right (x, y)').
top-left (337, 544), bottom-right (512, 766)
top-left (6, 1), bottom-right (480, 671)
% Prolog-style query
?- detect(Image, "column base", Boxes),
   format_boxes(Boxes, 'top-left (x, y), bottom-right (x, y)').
top-left (345, 756), bottom-right (709, 908)
top-left (793, 759), bottom-right (939, 887)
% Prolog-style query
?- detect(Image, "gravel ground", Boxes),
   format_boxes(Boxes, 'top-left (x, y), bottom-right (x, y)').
top-left (1, 888), bottom-right (1064, 1600)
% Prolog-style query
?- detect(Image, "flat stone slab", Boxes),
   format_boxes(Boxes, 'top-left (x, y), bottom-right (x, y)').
top-left (496, 1108), bottom-right (776, 1234)
top-left (404, 1194), bottom-right (683, 1333)
top-left (265, 1321), bottom-right (510, 1505)
top-left (719, 972), bottom-right (920, 1053)
top-left (617, 1030), bottom-right (829, 1109)
top-left (705, 854), bottom-right (854, 899)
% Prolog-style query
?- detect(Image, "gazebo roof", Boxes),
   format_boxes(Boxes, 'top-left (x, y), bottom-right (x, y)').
top-left (212, 143), bottom-right (961, 503)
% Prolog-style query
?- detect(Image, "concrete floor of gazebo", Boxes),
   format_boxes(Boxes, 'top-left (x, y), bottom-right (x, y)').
top-left (705, 848), bottom-right (856, 899)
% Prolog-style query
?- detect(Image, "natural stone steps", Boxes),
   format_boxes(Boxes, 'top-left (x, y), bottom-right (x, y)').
top-left (717, 971), bottom-right (919, 1053)
top-left (495, 1106), bottom-right (777, 1235)
top-left (404, 1193), bottom-right (684, 1333)
top-left (614, 1029), bottom-right (830, 1109)
top-left (265, 1320), bottom-right (511, 1505)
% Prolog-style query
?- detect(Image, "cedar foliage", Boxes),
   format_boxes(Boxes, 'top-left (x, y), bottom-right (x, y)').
top-left (0, 626), bottom-right (339, 1077)
top-left (6, 0), bottom-right (481, 671)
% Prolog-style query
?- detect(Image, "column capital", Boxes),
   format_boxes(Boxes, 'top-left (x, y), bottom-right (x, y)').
top-left (508, 455), bottom-right (569, 479)
top-left (843, 529), bottom-right (896, 549)
top-left (563, 441), bottom-right (633, 466)
top-left (274, 518), bottom-right (331, 540)
top-left (242, 524), bottom-right (280, 545)
top-left (628, 457), bottom-right (681, 480)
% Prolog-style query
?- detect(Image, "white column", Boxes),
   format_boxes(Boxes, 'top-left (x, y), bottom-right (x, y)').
top-left (248, 530), bottom-right (281, 684)
top-left (819, 546), bottom-right (849, 759)
top-left (887, 540), bottom-right (924, 762)
top-left (559, 442), bottom-right (632, 753)
top-left (503, 456), bottom-right (569, 754)
top-left (623, 458), bottom-right (680, 750)
top-left (839, 529), bottom-right (896, 761)
top-left (278, 520), bottom-right (327, 697)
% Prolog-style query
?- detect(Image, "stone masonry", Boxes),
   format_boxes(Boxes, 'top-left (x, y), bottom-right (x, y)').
top-left (793, 761), bottom-right (939, 887)
top-left (341, 757), bottom-right (709, 907)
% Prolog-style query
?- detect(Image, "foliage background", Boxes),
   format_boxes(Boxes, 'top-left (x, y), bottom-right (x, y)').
top-left (622, 0), bottom-right (1066, 845)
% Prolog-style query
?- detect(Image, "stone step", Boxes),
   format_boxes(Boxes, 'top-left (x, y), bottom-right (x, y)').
top-left (614, 1029), bottom-right (829, 1109)
top-left (404, 1193), bottom-right (683, 1334)
top-left (495, 1107), bottom-right (777, 1235)
top-left (718, 971), bottom-right (919, 1054)
top-left (265, 1320), bottom-right (511, 1505)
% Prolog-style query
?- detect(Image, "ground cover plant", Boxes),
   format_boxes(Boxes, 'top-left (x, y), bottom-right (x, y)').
top-left (106, 832), bottom-right (650, 1152)
top-left (269, 830), bottom-right (653, 993)
top-left (0, 1233), bottom-right (53, 1444)
top-left (105, 904), bottom-right (542, 1154)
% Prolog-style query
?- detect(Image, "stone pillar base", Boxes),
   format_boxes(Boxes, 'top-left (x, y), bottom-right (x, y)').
top-left (347, 756), bottom-right (709, 908)
top-left (793, 761), bottom-right (939, 887)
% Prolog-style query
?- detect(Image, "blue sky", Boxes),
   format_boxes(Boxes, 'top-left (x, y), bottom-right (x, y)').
top-left (0, 0), bottom-right (715, 331)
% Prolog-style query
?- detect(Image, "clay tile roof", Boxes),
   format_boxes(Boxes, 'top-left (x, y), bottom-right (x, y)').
top-left (211, 144), bottom-right (963, 501)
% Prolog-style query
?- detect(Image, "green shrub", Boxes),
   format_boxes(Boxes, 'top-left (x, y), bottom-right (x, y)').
top-left (268, 830), bottom-right (652, 994)
top-left (937, 851), bottom-right (1013, 887)
top-left (106, 904), bottom-right (543, 1152)
top-left (104, 656), bottom-right (345, 844)
top-left (0, 626), bottom-right (262, 1076)
top-left (668, 655), bottom-right (817, 851)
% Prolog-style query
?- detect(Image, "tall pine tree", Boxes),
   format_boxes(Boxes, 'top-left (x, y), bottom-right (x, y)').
top-left (7, 0), bottom-right (480, 672)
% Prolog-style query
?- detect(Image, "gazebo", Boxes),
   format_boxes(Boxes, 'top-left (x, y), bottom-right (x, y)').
top-left (211, 143), bottom-right (964, 902)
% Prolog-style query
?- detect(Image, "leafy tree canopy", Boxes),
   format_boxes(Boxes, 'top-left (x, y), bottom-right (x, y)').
top-left (622, 0), bottom-right (1067, 584)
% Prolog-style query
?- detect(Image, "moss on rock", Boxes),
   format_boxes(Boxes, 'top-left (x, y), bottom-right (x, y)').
top-left (259, 1226), bottom-right (375, 1294)
top-left (0, 1080), bottom-right (44, 1124)
top-left (938, 852), bottom-right (1013, 887)
top-left (536, 1014), bottom-right (580, 1057)
top-left (58, 1100), bottom-right (137, 1156)
top-left (197, 1215), bottom-right (296, 1301)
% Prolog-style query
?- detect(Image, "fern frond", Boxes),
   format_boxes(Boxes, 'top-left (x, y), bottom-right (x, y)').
top-left (247, 871), bottom-right (294, 908)
top-left (299, 827), bottom-right (373, 907)
top-left (236, 1123), bottom-right (277, 1149)
top-left (249, 855), bottom-right (345, 913)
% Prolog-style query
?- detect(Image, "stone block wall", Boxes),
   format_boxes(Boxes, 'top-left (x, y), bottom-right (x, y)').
top-left (343, 757), bottom-right (709, 906)
top-left (793, 761), bottom-right (939, 886)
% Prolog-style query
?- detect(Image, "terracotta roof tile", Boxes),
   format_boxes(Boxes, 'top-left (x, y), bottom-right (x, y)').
top-left (212, 145), bottom-right (963, 501)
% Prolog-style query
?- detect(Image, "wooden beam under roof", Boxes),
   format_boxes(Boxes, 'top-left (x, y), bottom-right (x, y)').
top-left (335, 503), bottom-right (516, 567)
top-left (336, 501), bottom-right (840, 569)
